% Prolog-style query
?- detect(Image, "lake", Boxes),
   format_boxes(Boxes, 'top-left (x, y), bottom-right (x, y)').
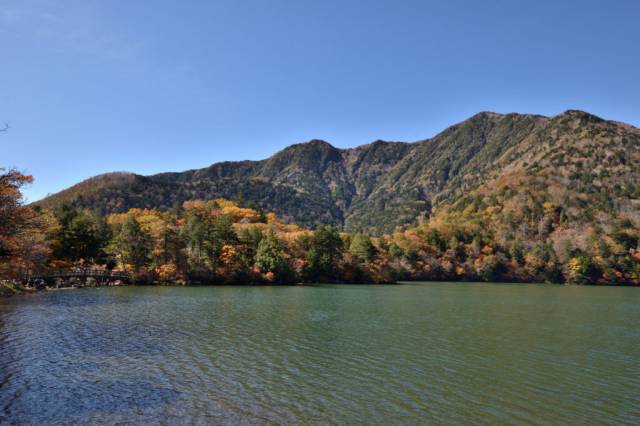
top-left (1, 283), bottom-right (639, 424)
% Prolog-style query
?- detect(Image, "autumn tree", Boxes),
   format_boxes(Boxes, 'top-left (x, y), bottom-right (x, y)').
top-left (565, 254), bottom-right (599, 284)
top-left (0, 169), bottom-right (34, 258)
top-left (0, 168), bottom-right (45, 277)
top-left (14, 208), bottom-right (57, 275)
top-left (111, 214), bottom-right (151, 270)
top-left (182, 208), bottom-right (239, 279)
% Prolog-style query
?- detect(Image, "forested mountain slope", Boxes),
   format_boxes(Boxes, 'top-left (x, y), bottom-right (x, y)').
top-left (36, 110), bottom-right (640, 234)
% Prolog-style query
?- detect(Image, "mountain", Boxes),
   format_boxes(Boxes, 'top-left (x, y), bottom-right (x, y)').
top-left (36, 110), bottom-right (640, 234)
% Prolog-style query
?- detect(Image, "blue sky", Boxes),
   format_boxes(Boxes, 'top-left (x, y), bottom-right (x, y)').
top-left (2, 0), bottom-right (639, 202)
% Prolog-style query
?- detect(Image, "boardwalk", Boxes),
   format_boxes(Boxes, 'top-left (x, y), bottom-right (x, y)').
top-left (25, 268), bottom-right (132, 288)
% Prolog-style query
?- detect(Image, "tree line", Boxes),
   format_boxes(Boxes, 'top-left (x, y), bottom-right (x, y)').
top-left (1, 168), bottom-right (639, 285)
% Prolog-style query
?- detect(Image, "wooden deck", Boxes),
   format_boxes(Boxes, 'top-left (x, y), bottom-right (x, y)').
top-left (25, 268), bottom-right (132, 287)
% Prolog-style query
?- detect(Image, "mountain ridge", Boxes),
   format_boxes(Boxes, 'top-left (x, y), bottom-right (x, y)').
top-left (36, 110), bottom-right (640, 233)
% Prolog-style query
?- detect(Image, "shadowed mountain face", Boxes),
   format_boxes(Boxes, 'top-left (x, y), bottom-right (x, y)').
top-left (36, 111), bottom-right (640, 233)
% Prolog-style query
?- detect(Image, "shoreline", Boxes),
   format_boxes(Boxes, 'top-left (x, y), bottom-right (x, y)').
top-left (2, 279), bottom-right (638, 298)
top-left (0, 281), bottom-right (33, 297)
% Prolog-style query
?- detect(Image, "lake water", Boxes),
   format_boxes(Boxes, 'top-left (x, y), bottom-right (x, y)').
top-left (1, 283), bottom-right (639, 424)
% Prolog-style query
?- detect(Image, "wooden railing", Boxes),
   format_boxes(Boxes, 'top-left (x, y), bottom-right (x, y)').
top-left (24, 268), bottom-right (132, 284)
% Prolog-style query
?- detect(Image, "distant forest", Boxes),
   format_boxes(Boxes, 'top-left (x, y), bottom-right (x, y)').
top-left (3, 110), bottom-right (640, 287)
top-left (2, 169), bottom-right (638, 286)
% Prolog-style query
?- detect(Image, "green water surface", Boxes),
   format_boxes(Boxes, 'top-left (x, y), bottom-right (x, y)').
top-left (1, 282), bottom-right (638, 424)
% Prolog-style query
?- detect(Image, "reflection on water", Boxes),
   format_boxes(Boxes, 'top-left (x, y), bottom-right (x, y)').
top-left (1, 283), bottom-right (639, 424)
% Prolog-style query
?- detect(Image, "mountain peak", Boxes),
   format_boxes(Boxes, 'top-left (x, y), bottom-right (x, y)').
top-left (558, 109), bottom-right (605, 123)
top-left (81, 171), bottom-right (136, 183)
top-left (277, 139), bottom-right (337, 153)
top-left (465, 111), bottom-right (506, 124)
top-left (471, 111), bottom-right (503, 119)
top-left (303, 139), bottom-right (336, 148)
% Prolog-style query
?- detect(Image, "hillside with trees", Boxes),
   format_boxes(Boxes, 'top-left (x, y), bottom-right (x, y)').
top-left (2, 192), bottom-right (639, 286)
top-left (35, 110), bottom-right (640, 235)
top-left (2, 110), bottom-right (639, 287)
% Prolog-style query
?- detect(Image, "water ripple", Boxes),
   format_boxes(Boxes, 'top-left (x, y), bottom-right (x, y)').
top-left (1, 284), bottom-right (639, 424)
